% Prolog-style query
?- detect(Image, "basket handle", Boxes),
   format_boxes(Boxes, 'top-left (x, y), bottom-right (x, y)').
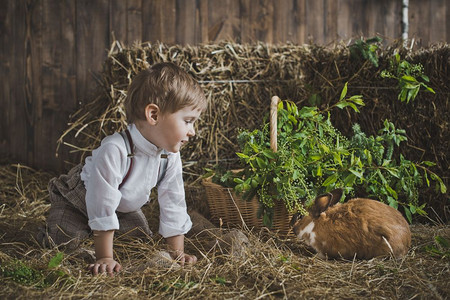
top-left (270, 96), bottom-right (281, 153)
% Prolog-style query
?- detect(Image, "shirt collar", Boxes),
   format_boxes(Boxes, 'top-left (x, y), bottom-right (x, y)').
top-left (128, 123), bottom-right (163, 157)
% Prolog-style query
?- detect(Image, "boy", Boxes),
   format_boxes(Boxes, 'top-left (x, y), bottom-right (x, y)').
top-left (41, 62), bottom-right (207, 276)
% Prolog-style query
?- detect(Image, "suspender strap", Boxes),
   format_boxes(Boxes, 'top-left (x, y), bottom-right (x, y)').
top-left (119, 128), bottom-right (169, 188)
top-left (119, 129), bottom-right (134, 189)
top-left (157, 150), bottom-right (169, 185)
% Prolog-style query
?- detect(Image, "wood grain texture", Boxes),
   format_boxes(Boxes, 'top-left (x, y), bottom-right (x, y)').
top-left (1, 0), bottom-right (448, 172)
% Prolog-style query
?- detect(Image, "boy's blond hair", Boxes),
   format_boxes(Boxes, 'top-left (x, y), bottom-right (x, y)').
top-left (125, 62), bottom-right (207, 122)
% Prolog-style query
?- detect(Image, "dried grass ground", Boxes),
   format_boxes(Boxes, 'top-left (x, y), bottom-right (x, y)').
top-left (0, 163), bottom-right (449, 299)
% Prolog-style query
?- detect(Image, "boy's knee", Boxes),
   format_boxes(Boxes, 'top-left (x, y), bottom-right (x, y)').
top-left (117, 210), bottom-right (153, 239)
top-left (42, 200), bottom-right (90, 249)
top-left (37, 225), bottom-right (86, 250)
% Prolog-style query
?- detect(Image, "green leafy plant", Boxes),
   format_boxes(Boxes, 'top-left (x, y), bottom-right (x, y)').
top-left (349, 36), bottom-right (383, 67)
top-left (0, 259), bottom-right (42, 285)
top-left (156, 279), bottom-right (197, 292)
top-left (211, 275), bottom-right (229, 285)
top-left (424, 236), bottom-right (450, 260)
top-left (207, 84), bottom-right (445, 226)
top-left (381, 52), bottom-right (435, 103)
top-left (0, 252), bottom-right (72, 288)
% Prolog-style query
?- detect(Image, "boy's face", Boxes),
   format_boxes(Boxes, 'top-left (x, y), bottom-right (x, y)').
top-left (153, 105), bottom-right (202, 153)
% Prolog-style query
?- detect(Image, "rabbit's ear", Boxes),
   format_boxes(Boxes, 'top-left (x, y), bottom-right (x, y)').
top-left (329, 188), bottom-right (343, 206)
top-left (310, 193), bottom-right (333, 218)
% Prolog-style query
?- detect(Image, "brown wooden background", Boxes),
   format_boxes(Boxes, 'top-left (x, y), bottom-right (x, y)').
top-left (1, 0), bottom-right (449, 172)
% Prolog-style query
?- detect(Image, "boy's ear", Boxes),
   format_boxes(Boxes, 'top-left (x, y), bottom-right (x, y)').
top-left (145, 104), bottom-right (160, 125)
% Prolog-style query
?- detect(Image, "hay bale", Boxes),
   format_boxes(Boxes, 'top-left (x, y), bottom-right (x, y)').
top-left (57, 41), bottom-right (449, 221)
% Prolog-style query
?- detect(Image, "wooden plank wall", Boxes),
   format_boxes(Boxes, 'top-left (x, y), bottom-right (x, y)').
top-left (1, 0), bottom-right (449, 172)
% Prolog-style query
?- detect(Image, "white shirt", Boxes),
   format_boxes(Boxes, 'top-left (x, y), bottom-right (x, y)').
top-left (80, 123), bottom-right (192, 238)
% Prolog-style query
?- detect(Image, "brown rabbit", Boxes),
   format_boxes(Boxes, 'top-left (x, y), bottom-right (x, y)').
top-left (291, 189), bottom-right (411, 260)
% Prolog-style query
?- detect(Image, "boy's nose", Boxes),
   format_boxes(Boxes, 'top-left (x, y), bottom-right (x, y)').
top-left (187, 127), bottom-right (195, 137)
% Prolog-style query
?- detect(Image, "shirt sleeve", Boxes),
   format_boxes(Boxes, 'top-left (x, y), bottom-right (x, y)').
top-left (157, 152), bottom-right (192, 238)
top-left (85, 140), bottom-right (126, 231)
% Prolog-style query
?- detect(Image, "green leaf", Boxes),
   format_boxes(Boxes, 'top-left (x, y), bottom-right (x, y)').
top-left (424, 171), bottom-right (430, 187)
top-left (316, 165), bottom-right (322, 176)
top-left (343, 173), bottom-right (356, 187)
top-left (236, 152), bottom-right (249, 159)
top-left (425, 86), bottom-right (436, 94)
top-left (439, 179), bottom-right (447, 194)
top-left (340, 82), bottom-right (348, 101)
top-left (399, 89), bottom-right (407, 102)
top-left (212, 276), bottom-right (228, 285)
top-left (234, 178), bottom-right (244, 184)
top-left (385, 184), bottom-right (398, 199)
top-left (298, 106), bottom-right (317, 118)
top-left (377, 169), bottom-right (387, 184)
top-left (435, 236), bottom-right (450, 248)
top-left (364, 149), bottom-right (373, 165)
top-left (386, 168), bottom-right (400, 178)
top-left (336, 102), bottom-right (346, 109)
top-left (415, 204), bottom-right (427, 216)
top-left (421, 74), bottom-right (430, 82)
top-left (48, 252), bottom-right (64, 269)
top-left (332, 152), bottom-right (343, 166)
top-left (320, 143), bottom-right (330, 153)
top-left (322, 173), bottom-right (338, 187)
top-left (310, 154), bottom-right (322, 161)
top-left (256, 157), bottom-right (266, 168)
top-left (262, 150), bottom-right (276, 159)
top-left (349, 95), bottom-right (365, 106)
top-left (387, 196), bottom-right (398, 209)
top-left (348, 102), bottom-right (360, 112)
top-left (263, 213), bottom-right (272, 228)
top-left (404, 206), bottom-right (412, 223)
top-left (422, 161), bottom-right (436, 167)
top-left (401, 75), bottom-right (418, 83)
top-left (349, 168), bottom-right (363, 179)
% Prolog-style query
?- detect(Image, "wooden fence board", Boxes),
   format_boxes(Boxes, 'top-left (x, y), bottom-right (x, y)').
top-left (0, 0), bottom-right (13, 157)
top-left (430, 0), bottom-right (446, 44)
top-left (447, 0), bottom-right (450, 42)
top-left (75, 0), bottom-right (110, 103)
top-left (142, 0), bottom-right (161, 43)
top-left (336, 0), bottom-right (351, 41)
top-left (383, 0), bottom-right (402, 41)
top-left (208, 0), bottom-right (240, 42)
top-left (409, 0), bottom-right (431, 46)
top-left (257, 0), bottom-right (274, 43)
top-left (12, 1), bottom-right (28, 163)
top-left (306, 0), bottom-right (325, 44)
top-left (1, 0), bottom-right (449, 172)
top-left (161, 0), bottom-right (176, 44)
top-left (110, 0), bottom-right (128, 43)
top-left (195, 0), bottom-right (208, 43)
top-left (274, 0), bottom-right (295, 43)
top-left (293, 0), bottom-right (307, 44)
top-left (325, 0), bottom-right (338, 44)
top-left (176, 0), bottom-right (197, 45)
top-left (126, 0), bottom-right (143, 44)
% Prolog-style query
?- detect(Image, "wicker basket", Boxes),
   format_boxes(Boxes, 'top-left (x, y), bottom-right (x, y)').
top-left (202, 96), bottom-right (293, 236)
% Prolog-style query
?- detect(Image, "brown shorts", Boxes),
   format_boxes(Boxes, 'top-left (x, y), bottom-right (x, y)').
top-left (39, 164), bottom-right (152, 249)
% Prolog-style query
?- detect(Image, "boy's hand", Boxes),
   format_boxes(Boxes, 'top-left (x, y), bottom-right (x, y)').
top-left (88, 257), bottom-right (122, 276)
top-left (169, 250), bottom-right (198, 266)
top-left (165, 235), bottom-right (198, 266)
